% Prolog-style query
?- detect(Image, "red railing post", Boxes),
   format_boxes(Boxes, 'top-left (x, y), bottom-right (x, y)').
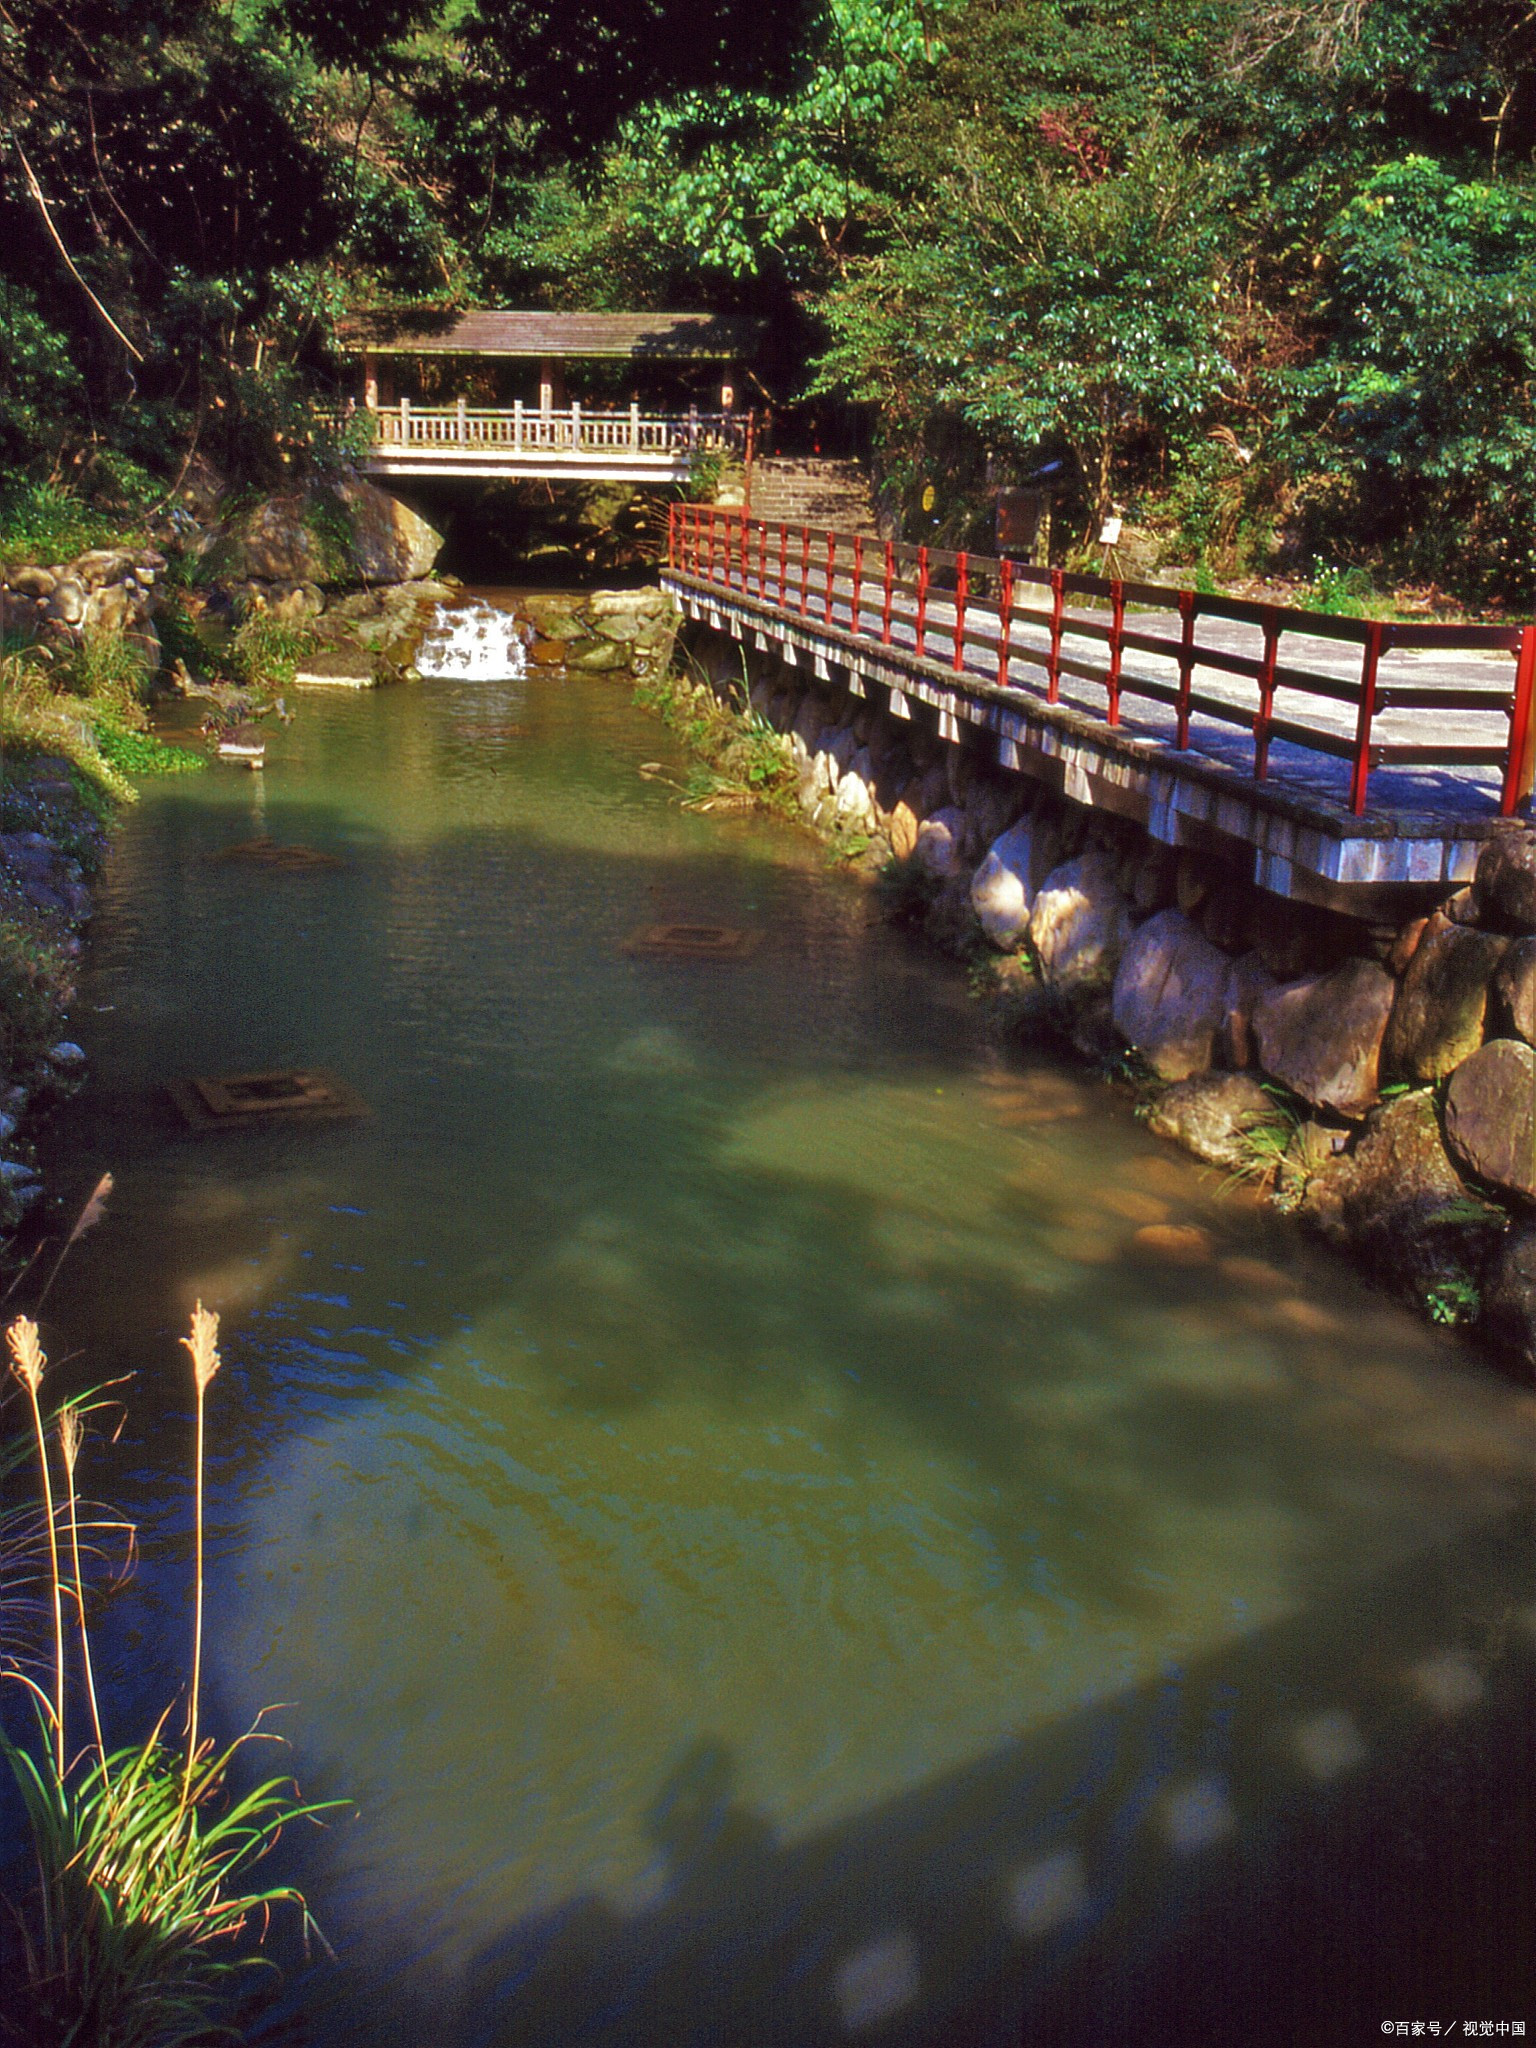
top-left (1047, 568), bottom-right (1064, 703)
top-left (778, 523), bottom-right (789, 608)
top-left (707, 507), bottom-right (718, 585)
top-left (852, 534), bottom-right (864, 637)
top-left (799, 525), bottom-right (811, 616)
top-left (1105, 579), bottom-right (1125, 725)
top-left (953, 551), bottom-right (969, 672)
top-left (881, 541), bottom-right (894, 646)
top-left (738, 512), bottom-right (749, 592)
top-left (1501, 624), bottom-right (1536, 815)
top-left (1254, 607), bottom-right (1280, 781)
top-left (916, 546), bottom-right (930, 660)
top-left (997, 558), bottom-right (1014, 689)
top-left (667, 501), bottom-right (678, 569)
top-left (757, 518), bottom-right (767, 601)
top-left (1349, 621), bottom-right (1385, 815)
top-left (824, 530), bottom-right (836, 627)
top-left (1176, 588), bottom-right (1196, 747)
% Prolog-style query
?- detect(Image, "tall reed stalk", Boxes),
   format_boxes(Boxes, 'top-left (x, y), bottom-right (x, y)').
top-left (57, 1404), bottom-right (106, 1769)
top-left (181, 1300), bottom-right (220, 1807)
top-left (7, 1316), bottom-right (64, 1773)
top-left (1, 1305), bottom-right (338, 2047)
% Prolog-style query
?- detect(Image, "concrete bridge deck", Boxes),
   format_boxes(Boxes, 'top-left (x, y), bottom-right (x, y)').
top-left (664, 508), bottom-right (1536, 910)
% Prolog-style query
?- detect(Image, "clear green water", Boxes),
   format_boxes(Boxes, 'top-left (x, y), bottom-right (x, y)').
top-left (36, 621), bottom-right (1536, 2044)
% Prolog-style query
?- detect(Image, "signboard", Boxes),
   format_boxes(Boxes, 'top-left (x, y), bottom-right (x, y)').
top-left (996, 487), bottom-right (1051, 564)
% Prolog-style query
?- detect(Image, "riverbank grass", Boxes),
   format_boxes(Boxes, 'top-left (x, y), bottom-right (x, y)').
top-left (1, 1309), bottom-right (336, 2045)
top-left (634, 662), bottom-right (801, 819)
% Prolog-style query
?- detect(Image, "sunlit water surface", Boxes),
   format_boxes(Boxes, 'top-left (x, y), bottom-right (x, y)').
top-left (31, 599), bottom-right (1536, 2045)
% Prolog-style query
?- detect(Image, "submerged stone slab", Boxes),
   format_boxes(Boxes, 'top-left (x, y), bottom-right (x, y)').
top-left (168, 1068), bottom-right (368, 1131)
top-left (622, 923), bottom-right (760, 961)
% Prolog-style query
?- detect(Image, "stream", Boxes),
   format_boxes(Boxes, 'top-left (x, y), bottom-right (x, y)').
top-left (27, 593), bottom-right (1536, 2045)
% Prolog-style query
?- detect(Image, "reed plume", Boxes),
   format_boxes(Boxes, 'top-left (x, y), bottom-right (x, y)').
top-left (3, 1302), bottom-right (338, 2043)
top-left (7, 1314), bottom-right (64, 1773)
top-left (37, 1170), bottom-right (114, 1308)
top-left (180, 1302), bottom-right (221, 1806)
top-left (57, 1403), bottom-right (107, 1770)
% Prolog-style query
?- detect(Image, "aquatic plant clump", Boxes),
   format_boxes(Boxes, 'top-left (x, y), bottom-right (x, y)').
top-left (0, 1309), bottom-right (338, 2047)
top-left (634, 663), bottom-right (801, 819)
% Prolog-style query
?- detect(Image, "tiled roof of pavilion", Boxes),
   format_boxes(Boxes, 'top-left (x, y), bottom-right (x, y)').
top-left (340, 310), bottom-right (766, 359)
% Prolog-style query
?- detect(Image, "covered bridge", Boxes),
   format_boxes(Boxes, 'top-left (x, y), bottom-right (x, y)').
top-left (340, 309), bottom-right (767, 483)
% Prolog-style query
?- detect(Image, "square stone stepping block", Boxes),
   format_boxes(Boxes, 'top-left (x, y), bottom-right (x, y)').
top-left (168, 1069), bottom-right (369, 1132)
top-left (622, 923), bottom-right (760, 961)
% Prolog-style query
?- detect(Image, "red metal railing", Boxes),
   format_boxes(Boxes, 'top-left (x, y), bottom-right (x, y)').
top-left (668, 503), bottom-right (1536, 818)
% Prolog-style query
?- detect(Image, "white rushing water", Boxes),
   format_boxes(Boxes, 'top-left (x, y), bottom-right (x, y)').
top-left (416, 600), bottom-right (530, 681)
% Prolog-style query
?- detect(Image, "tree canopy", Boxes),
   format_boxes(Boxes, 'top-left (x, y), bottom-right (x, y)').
top-left (1, 0), bottom-right (1533, 598)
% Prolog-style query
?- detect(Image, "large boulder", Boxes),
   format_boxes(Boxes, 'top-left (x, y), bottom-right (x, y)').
top-left (970, 818), bottom-right (1039, 950)
top-left (966, 779), bottom-right (1021, 853)
top-left (46, 576), bottom-right (87, 625)
top-left (1443, 1038), bottom-right (1536, 1200)
top-left (330, 476), bottom-right (444, 583)
top-left (1028, 850), bottom-right (1136, 998)
top-left (1481, 1225), bottom-right (1536, 1378)
top-left (1491, 936), bottom-right (1536, 1044)
top-left (1251, 956), bottom-right (1395, 1118)
top-left (1299, 1091), bottom-right (1500, 1291)
top-left (1221, 952), bottom-right (1278, 1069)
top-left (1382, 914), bottom-right (1508, 1081)
top-left (1110, 909), bottom-right (1230, 1080)
top-left (827, 726), bottom-right (860, 783)
top-left (833, 768), bottom-right (877, 832)
top-left (221, 495), bottom-right (329, 582)
top-left (588, 587), bottom-right (668, 620)
top-left (1145, 1071), bottom-right (1276, 1171)
top-left (1471, 829), bottom-right (1536, 935)
top-left (914, 805), bottom-right (967, 878)
top-left (886, 798), bottom-right (920, 860)
top-left (792, 694), bottom-right (827, 757)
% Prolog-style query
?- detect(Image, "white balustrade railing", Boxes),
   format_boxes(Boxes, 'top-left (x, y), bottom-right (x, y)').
top-left (360, 403), bottom-right (744, 459)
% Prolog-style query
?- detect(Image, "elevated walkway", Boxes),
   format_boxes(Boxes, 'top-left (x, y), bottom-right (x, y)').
top-left (664, 504), bottom-right (1536, 909)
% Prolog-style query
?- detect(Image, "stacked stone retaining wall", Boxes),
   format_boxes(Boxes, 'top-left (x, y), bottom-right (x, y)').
top-left (679, 618), bottom-right (1536, 1379)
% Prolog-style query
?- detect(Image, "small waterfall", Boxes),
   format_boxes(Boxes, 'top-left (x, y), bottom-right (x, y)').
top-left (416, 601), bottom-right (530, 682)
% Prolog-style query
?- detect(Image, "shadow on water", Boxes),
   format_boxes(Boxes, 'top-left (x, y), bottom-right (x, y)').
top-left (253, 1511), bottom-right (1536, 2048)
top-left (18, 673), bottom-right (1536, 2048)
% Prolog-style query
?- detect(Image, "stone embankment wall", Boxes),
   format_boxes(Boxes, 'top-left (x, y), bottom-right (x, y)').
top-left (679, 619), bottom-right (1536, 1378)
top-left (518, 588), bottom-right (680, 677)
top-left (0, 765), bottom-right (103, 1230)
top-left (2, 547), bottom-right (166, 665)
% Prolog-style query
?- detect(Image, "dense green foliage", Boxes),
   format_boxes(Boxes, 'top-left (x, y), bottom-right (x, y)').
top-left (1, 0), bottom-right (1532, 598)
